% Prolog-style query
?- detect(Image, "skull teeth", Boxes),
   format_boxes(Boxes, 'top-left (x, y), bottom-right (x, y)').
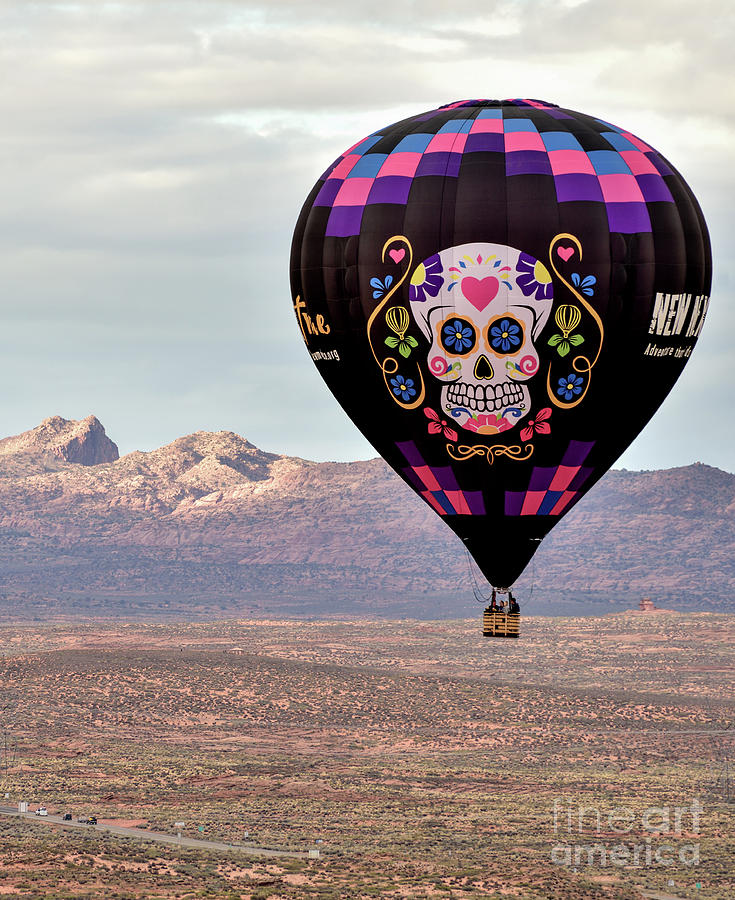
top-left (446, 382), bottom-right (524, 413)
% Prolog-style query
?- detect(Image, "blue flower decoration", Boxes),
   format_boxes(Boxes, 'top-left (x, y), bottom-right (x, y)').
top-left (390, 375), bottom-right (416, 399)
top-left (490, 318), bottom-right (522, 353)
top-left (370, 275), bottom-right (394, 300)
top-left (571, 273), bottom-right (596, 297)
top-left (557, 373), bottom-right (584, 401)
top-left (443, 319), bottom-right (475, 353)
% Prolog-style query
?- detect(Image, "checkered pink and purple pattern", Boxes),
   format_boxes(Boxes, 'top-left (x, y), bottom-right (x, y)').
top-left (314, 99), bottom-right (674, 238)
top-left (504, 440), bottom-right (595, 517)
top-left (396, 441), bottom-right (486, 516)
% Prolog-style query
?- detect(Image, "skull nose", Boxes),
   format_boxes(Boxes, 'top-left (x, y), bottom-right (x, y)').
top-left (473, 354), bottom-right (494, 380)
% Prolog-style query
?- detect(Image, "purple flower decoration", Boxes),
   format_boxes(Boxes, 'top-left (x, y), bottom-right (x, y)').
top-left (408, 254), bottom-right (444, 303)
top-left (516, 252), bottom-right (553, 301)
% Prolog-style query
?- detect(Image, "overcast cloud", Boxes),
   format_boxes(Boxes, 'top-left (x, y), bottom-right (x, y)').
top-left (0, 0), bottom-right (733, 469)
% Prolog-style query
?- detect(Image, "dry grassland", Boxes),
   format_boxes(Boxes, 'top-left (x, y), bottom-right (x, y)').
top-left (0, 613), bottom-right (733, 898)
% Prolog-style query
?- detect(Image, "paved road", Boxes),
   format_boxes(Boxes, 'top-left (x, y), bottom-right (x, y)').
top-left (0, 806), bottom-right (310, 858)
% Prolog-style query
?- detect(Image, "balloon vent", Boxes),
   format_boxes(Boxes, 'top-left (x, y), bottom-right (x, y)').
top-left (439, 98), bottom-right (560, 109)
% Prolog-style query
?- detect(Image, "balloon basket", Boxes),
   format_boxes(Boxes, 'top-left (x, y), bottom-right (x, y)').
top-left (482, 610), bottom-right (520, 639)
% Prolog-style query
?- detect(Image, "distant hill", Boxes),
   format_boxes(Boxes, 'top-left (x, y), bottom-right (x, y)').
top-left (0, 416), bottom-right (733, 618)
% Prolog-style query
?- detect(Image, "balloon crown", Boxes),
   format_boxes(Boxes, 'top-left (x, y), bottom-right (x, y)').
top-left (439, 98), bottom-right (561, 109)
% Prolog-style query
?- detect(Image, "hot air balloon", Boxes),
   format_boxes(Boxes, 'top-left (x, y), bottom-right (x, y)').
top-left (289, 99), bottom-right (711, 599)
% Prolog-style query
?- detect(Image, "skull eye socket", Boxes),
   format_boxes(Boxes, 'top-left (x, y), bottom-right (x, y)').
top-left (488, 316), bottom-right (524, 355)
top-left (440, 317), bottom-right (477, 356)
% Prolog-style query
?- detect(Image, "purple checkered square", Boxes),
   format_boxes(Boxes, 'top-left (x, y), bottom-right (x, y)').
top-left (529, 467), bottom-right (556, 491)
top-left (396, 440), bottom-right (424, 466)
top-left (464, 132), bottom-right (504, 153)
top-left (325, 206), bottom-right (364, 238)
top-left (606, 201), bottom-right (651, 234)
top-left (445, 153), bottom-right (462, 177)
top-left (415, 152), bottom-right (462, 177)
top-left (561, 440), bottom-right (594, 467)
top-left (636, 174), bottom-right (674, 203)
top-left (647, 153), bottom-right (673, 176)
top-left (402, 467), bottom-right (424, 491)
top-left (433, 467), bottom-right (459, 491)
top-left (504, 492), bottom-right (524, 515)
top-left (465, 492), bottom-right (486, 515)
top-left (540, 106), bottom-right (574, 120)
top-left (507, 150), bottom-right (553, 176)
top-left (314, 179), bottom-right (342, 207)
top-left (367, 175), bottom-right (412, 205)
top-left (554, 173), bottom-right (604, 202)
top-left (569, 467), bottom-right (594, 491)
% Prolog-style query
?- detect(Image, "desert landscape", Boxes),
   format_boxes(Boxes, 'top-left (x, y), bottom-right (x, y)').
top-left (0, 613), bottom-right (733, 898)
top-left (1, 416), bottom-right (735, 619)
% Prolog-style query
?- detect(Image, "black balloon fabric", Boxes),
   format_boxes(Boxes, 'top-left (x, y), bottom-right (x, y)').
top-left (290, 99), bottom-right (711, 588)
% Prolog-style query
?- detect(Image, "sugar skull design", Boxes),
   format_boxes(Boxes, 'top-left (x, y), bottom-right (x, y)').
top-left (408, 242), bottom-right (554, 435)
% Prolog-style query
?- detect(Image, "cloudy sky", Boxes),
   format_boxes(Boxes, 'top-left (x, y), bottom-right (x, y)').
top-left (1, 0), bottom-right (732, 470)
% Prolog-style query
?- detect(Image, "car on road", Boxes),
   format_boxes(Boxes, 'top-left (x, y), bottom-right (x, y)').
top-left (63, 813), bottom-right (72, 821)
top-left (35, 807), bottom-right (48, 817)
top-left (77, 815), bottom-right (97, 825)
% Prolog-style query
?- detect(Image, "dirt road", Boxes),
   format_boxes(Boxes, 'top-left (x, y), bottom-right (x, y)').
top-left (0, 806), bottom-right (311, 858)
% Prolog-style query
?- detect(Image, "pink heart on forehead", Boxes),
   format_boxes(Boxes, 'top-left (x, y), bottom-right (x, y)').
top-left (389, 248), bottom-right (405, 263)
top-left (557, 246), bottom-right (574, 262)
top-left (461, 276), bottom-right (499, 311)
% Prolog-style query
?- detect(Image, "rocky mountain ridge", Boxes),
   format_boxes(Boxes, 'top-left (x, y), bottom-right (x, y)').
top-left (0, 416), bottom-right (733, 618)
top-left (0, 415), bottom-right (119, 468)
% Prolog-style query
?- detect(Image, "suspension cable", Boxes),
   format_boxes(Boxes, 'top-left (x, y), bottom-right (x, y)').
top-left (466, 548), bottom-right (493, 604)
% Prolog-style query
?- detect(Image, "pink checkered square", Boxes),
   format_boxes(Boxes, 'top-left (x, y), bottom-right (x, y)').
top-left (378, 152), bottom-right (422, 177)
top-left (426, 132), bottom-right (468, 153)
top-left (421, 491), bottom-right (447, 516)
top-left (598, 173), bottom-right (645, 203)
top-left (520, 491), bottom-right (546, 516)
top-left (621, 132), bottom-right (652, 153)
top-left (550, 491), bottom-right (576, 516)
top-left (504, 131), bottom-right (545, 152)
top-left (548, 149), bottom-right (596, 175)
top-left (414, 465), bottom-right (441, 491)
top-left (444, 491), bottom-right (471, 515)
top-left (549, 465), bottom-right (580, 492)
top-left (333, 177), bottom-right (374, 206)
top-left (470, 118), bottom-right (504, 134)
top-left (619, 151), bottom-right (659, 176)
top-left (330, 154), bottom-right (360, 179)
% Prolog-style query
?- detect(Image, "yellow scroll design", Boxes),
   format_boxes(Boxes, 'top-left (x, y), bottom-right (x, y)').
top-left (546, 233), bottom-right (605, 410)
top-left (446, 442), bottom-right (535, 465)
top-left (366, 235), bottom-right (425, 410)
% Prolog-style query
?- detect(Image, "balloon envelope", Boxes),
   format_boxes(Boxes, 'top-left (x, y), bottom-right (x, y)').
top-left (290, 99), bottom-right (711, 588)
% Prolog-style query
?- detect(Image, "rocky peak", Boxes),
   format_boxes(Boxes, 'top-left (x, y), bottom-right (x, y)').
top-left (0, 415), bottom-right (119, 466)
